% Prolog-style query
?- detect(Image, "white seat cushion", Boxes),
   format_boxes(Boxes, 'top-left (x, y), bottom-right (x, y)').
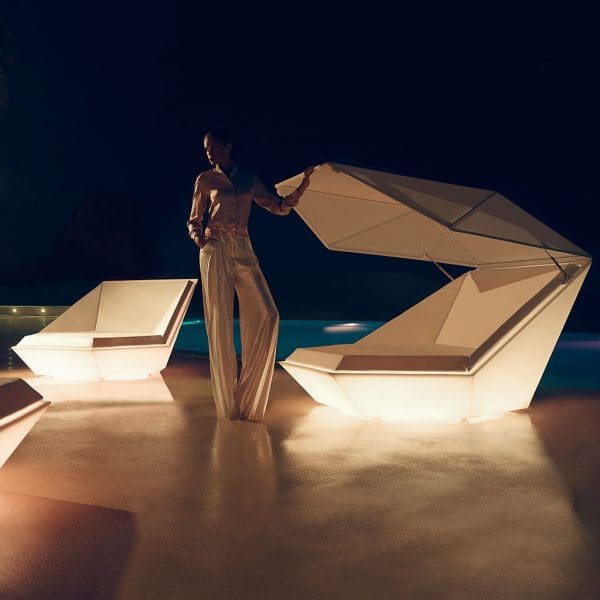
top-left (285, 343), bottom-right (475, 372)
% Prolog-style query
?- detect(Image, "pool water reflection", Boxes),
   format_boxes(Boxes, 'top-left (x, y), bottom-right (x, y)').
top-left (176, 320), bottom-right (600, 392)
top-left (2, 309), bottom-right (600, 393)
top-left (175, 318), bottom-right (385, 361)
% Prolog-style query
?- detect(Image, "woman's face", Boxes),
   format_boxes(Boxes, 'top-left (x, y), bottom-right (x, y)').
top-left (204, 134), bottom-right (232, 167)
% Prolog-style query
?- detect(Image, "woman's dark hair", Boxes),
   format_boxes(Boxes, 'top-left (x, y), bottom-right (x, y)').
top-left (204, 127), bottom-right (232, 146)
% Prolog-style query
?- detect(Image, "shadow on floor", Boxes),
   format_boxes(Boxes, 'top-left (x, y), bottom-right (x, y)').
top-left (0, 491), bottom-right (136, 599)
top-left (530, 392), bottom-right (600, 569)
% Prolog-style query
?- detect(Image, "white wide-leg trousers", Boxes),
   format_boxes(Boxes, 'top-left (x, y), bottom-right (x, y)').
top-left (199, 234), bottom-right (279, 422)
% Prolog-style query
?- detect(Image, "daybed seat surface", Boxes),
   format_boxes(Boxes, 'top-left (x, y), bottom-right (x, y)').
top-left (286, 343), bottom-right (475, 372)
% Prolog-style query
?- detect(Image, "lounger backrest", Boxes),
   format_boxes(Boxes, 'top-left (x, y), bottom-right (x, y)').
top-left (356, 275), bottom-right (466, 347)
top-left (435, 265), bottom-right (561, 349)
top-left (357, 264), bottom-right (578, 354)
top-left (95, 280), bottom-right (192, 336)
top-left (41, 284), bottom-right (103, 332)
top-left (41, 279), bottom-right (194, 339)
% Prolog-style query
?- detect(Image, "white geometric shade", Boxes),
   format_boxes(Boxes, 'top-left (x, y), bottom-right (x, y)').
top-left (0, 378), bottom-right (50, 468)
top-left (12, 279), bottom-right (197, 380)
top-left (276, 163), bottom-right (588, 268)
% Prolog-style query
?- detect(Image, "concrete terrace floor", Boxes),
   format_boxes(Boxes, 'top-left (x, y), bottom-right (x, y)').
top-left (0, 353), bottom-right (599, 599)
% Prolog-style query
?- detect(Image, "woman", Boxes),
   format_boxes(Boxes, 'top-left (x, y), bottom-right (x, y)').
top-left (187, 128), bottom-right (314, 422)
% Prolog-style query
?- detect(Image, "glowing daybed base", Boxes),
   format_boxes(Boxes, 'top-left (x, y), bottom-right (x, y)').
top-left (12, 279), bottom-right (197, 381)
top-left (0, 378), bottom-right (49, 468)
top-left (275, 162), bottom-right (591, 422)
top-left (281, 262), bottom-right (588, 421)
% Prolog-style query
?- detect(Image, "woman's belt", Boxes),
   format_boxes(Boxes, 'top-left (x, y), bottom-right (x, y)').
top-left (205, 224), bottom-right (249, 237)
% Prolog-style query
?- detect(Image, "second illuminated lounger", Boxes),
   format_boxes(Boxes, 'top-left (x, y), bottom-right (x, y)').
top-left (12, 279), bottom-right (197, 381)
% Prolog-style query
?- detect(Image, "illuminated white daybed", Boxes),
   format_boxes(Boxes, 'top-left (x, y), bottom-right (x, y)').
top-left (276, 163), bottom-right (591, 422)
top-left (0, 378), bottom-right (49, 468)
top-left (12, 279), bottom-right (197, 380)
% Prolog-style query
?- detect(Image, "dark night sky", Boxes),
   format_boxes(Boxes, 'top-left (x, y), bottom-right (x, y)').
top-left (1, 4), bottom-right (599, 327)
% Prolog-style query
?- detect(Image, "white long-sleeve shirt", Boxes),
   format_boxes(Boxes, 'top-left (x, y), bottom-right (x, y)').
top-left (187, 163), bottom-right (301, 242)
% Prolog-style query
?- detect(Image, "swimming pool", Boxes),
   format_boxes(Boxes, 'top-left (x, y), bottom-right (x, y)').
top-left (0, 308), bottom-right (384, 363)
top-left (176, 319), bottom-right (600, 391)
top-left (2, 308), bottom-right (599, 392)
top-left (176, 318), bottom-right (386, 361)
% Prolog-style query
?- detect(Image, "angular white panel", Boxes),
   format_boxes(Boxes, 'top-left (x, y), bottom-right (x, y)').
top-left (470, 266), bottom-right (588, 416)
top-left (281, 265), bottom-right (590, 422)
top-left (0, 378), bottom-right (50, 468)
top-left (278, 162), bottom-right (589, 268)
top-left (280, 362), bottom-right (364, 418)
top-left (12, 279), bottom-right (197, 381)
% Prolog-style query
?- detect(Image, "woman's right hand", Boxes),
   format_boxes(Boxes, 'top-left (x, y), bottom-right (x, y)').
top-left (297, 165), bottom-right (316, 194)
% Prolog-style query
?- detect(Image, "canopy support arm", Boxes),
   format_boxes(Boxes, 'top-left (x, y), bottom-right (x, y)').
top-left (544, 249), bottom-right (569, 282)
top-left (424, 254), bottom-right (454, 281)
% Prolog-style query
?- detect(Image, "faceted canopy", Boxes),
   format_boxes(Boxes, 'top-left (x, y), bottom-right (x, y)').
top-left (275, 162), bottom-right (588, 268)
